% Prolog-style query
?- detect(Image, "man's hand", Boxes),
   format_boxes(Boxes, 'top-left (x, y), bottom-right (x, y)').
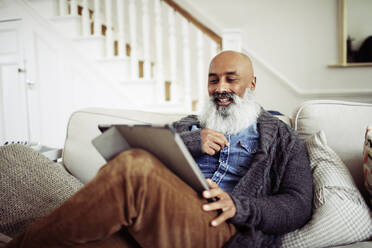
top-left (202, 179), bottom-right (236, 227)
top-left (201, 129), bottom-right (229, 155)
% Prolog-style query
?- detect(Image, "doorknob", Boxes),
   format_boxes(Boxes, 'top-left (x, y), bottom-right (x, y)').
top-left (26, 79), bottom-right (36, 89)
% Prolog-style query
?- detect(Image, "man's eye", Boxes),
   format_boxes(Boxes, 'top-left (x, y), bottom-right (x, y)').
top-left (209, 79), bottom-right (218, 84)
top-left (227, 78), bottom-right (237, 82)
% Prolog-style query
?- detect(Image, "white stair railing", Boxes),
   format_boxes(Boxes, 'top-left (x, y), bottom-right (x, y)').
top-left (57, 0), bottom-right (221, 111)
top-left (116, 0), bottom-right (126, 57)
top-left (168, 5), bottom-right (177, 103)
top-left (105, 0), bottom-right (114, 57)
top-left (142, 0), bottom-right (151, 79)
top-left (93, 0), bottom-right (101, 36)
top-left (129, 0), bottom-right (138, 79)
top-left (154, 0), bottom-right (164, 103)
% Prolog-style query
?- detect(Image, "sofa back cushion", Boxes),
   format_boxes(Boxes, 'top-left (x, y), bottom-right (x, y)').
top-left (62, 108), bottom-right (186, 183)
top-left (293, 100), bottom-right (372, 201)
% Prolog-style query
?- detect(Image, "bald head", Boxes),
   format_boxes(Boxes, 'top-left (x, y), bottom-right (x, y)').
top-left (208, 51), bottom-right (256, 98)
top-left (210, 51), bottom-right (254, 76)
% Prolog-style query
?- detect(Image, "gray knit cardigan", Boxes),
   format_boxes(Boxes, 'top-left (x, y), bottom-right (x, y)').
top-left (172, 110), bottom-right (313, 248)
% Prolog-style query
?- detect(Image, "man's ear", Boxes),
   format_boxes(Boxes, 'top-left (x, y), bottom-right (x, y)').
top-left (250, 77), bottom-right (257, 91)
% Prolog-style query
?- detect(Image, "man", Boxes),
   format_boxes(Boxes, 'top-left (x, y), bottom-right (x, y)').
top-left (7, 51), bottom-right (313, 248)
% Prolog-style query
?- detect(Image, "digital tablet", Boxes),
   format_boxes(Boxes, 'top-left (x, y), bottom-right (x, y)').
top-left (92, 124), bottom-right (209, 193)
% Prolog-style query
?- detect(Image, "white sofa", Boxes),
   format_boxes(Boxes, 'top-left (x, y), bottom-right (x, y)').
top-left (2, 100), bottom-right (372, 247)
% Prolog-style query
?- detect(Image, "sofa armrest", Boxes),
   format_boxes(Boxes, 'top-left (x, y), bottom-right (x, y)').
top-left (293, 100), bottom-right (372, 201)
top-left (62, 108), bottom-right (187, 184)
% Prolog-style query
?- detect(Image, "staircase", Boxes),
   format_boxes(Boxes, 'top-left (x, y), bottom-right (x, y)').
top-left (26, 0), bottom-right (222, 112)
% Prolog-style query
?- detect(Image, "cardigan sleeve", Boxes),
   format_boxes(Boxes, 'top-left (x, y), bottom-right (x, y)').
top-left (229, 137), bottom-right (313, 234)
top-left (172, 115), bottom-right (203, 157)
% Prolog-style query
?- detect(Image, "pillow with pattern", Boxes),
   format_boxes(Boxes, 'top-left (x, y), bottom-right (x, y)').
top-left (282, 131), bottom-right (372, 248)
top-left (363, 126), bottom-right (372, 205)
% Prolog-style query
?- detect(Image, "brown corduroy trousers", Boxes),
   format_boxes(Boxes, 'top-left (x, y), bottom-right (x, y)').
top-left (7, 149), bottom-right (236, 248)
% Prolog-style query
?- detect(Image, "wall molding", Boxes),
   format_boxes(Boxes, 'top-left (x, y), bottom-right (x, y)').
top-left (243, 48), bottom-right (372, 98)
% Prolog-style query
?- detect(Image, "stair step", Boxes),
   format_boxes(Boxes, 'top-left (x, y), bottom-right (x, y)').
top-left (73, 35), bottom-right (105, 59)
top-left (50, 16), bottom-right (81, 38)
top-left (97, 57), bottom-right (130, 81)
top-left (118, 79), bottom-right (156, 105)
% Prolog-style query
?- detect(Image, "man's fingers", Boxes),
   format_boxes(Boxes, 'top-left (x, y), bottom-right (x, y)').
top-left (210, 208), bottom-right (235, 227)
top-left (206, 179), bottom-right (218, 188)
top-left (203, 187), bottom-right (223, 199)
top-left (202, 198), bottom-right (230, 211)
top-left (211, 136), bottom-right (228, 150)
top-left (203, 147), bottom-right (216, 155)
top-left (208, 129), bottom-right (229, 146)
top-left (201, 129), bottom-right (229, 153)
top-left (208, 142), bottom-right (222, 152)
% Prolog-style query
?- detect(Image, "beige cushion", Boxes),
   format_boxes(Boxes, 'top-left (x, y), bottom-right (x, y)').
top-left (62, 108), bottom-right (186, 183)
top-left (0, 144), bottom-right (82, 238)
top-left (282, 131), bottom-right (372, 248)
top-left (293, 100), bottom-right (372, 200)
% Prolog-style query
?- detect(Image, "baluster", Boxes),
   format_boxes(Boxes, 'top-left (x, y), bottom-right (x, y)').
top-left (129, 0), bottom-right (138, 79)
top-left (59, 0), bottom-right (67, 16)
top-left (196, 30), bottom-right (205, 111)
top-left (70, 0), bottom-right (77, 16)
top-left (142, 0), bottom-right (151, 79)
top-left (154, 0), bottom-right (164, 102)
top-left (94, 0), bottom-right (101, 36)
top-left (168, 6), bottom-right (177, 102)
top-left (82, 0), bottom-right (90, 36)
top-left (182, 19), bottom-right (191, 111)
top-left (105, 0), bottom-right (114, 57)
top-left (117, 0), bottom-right (126, 57)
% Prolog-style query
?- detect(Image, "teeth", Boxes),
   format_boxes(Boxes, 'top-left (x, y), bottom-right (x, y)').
top-left (219, 98), bottom-right (230, 102)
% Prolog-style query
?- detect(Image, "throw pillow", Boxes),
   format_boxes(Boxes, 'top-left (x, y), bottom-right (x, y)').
top-left (364, 126), bottom-right (372, 205)
top-left (281, 131), bottom-right (372, 248)
top-left (0, 144), bottom-right (83, 238)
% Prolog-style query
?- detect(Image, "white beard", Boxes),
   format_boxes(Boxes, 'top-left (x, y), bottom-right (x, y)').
top-left (198, 89), bottom-right (261, 135)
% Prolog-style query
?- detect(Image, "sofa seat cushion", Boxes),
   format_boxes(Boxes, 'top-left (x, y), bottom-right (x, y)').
top-left (0, 144), bottom-right (83, 238)
top-left (282, 131), bottom-right (372, 248)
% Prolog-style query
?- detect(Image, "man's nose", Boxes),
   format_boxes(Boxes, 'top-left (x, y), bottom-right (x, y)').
top-left (215, 81), bottom-right (228, 93)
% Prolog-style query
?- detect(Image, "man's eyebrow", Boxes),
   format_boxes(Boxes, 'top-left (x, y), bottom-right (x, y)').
top-left (208, 71), bottom-right (238, 77)
top-left (225, 71), bottom-right (238, 75)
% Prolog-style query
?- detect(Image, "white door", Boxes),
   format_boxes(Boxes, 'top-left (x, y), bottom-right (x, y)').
top-left (0, 19), bottom-right (29, 145)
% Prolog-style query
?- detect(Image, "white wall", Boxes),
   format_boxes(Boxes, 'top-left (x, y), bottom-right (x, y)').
top-left (177, 0), bottom-right (372, 115)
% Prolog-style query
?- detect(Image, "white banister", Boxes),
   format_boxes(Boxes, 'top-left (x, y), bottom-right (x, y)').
top-left (93, 0), bottom-right (101, 36)
top-left (154, 0), bottom-right (164, 102)
top-left (142, 0), bottom-right (151, 79)
top-left (82, 0), bottom-right (90, 36)
top-left (59, 0), bottom-right (67, 16)
top-left (129, 0), bottom-right (138, 79)
top-left (182, 18), bottom-right (191, 111)
top-left (196, 30), bottom-right (205, 111)
top-left (168, 6), bottom-right (177, 102)
top-left (70, 0), bottom-right (77, 16)
top-left (105, 0), bottom-right (114, 57)
top-left (117, 0), bottom-right (126, 57)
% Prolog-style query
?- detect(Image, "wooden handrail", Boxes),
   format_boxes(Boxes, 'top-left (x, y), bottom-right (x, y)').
top-left (162, 0), bottom-right (222, 49)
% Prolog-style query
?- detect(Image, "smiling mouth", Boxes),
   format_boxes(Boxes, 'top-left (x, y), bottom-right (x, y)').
top-left (215, 97), bottom-right (233, 106)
